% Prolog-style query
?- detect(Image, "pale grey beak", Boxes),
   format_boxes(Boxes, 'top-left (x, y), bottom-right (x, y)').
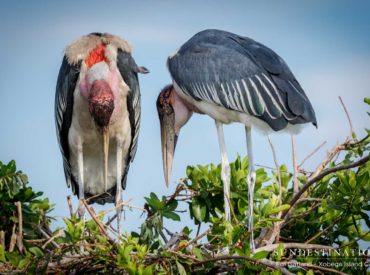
top-left (159, 113), bottom-right (178, 187)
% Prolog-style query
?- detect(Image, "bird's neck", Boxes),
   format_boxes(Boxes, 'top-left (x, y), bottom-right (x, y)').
top-left (173, 90), bottom-right (193, 134)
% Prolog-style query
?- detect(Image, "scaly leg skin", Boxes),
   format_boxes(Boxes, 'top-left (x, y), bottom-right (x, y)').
top-left (77, 138), bottom-right (85, 254)
top-left (215, 121), bottom-right (231, 222)
top-left (103, 128), bottom-right (110, 192)
top-left (116, 140), bottom-right (123, 235)
top-left (245, 126), bottom-right (256, 253)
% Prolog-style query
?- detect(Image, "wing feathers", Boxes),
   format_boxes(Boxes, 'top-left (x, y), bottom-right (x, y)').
top-left (168, 29), bottom-right (317, 130)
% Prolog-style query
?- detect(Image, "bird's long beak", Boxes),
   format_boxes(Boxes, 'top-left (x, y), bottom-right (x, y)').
top-left (159, 113), bottom-right (178, 187)
top-left (103, 127), bottom-right (110, 192)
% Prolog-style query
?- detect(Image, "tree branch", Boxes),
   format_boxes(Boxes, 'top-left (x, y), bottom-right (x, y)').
top-left (282, 154), bottom-right (369, 219)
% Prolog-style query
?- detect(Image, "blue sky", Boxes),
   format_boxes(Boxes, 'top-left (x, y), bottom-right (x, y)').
top-left (0, 1), bottom-right (369, 233)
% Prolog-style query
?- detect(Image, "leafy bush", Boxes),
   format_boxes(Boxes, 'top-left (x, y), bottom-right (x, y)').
top-left (0, 99), bottom-right (369, 274)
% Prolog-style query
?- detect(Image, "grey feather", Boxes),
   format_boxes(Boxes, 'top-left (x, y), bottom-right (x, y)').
top-left (54, 56), bottom-right (81, 193)
top-left (116, 49), bottom-right (142, 189)
top-left (168, 29), bottom-right (317, 131)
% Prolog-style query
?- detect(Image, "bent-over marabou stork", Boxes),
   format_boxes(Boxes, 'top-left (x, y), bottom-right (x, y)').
top-left (55, 33), bottom-right (148, 230)
top-left (157, 29), bottom-right (316, 251)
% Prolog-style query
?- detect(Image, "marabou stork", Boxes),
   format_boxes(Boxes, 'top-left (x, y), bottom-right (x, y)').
top-left (157, 29), bottom-right (316, 251)
top-left (55, 33), bottom-right (148, 230)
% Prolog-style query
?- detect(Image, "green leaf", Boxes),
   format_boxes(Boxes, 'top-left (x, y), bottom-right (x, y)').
top-left (162, 211), bottom-right (180, 221)
top-left (29, 246), bottom-right (44, 257)
top-left (176, 260), bottom-right (187, 275)
top-left (360, 211), bottom-right (370, 228)
top-left (364, 97), bottom-right (370, 106)
top-left (252, 250), bottom-right (269, 260)
top-left (192, 199), bottom-right (207, 222)
top-left (0, 245), bottom-right (5, 262)
top-left (268, 204), bottom-right (290, 215)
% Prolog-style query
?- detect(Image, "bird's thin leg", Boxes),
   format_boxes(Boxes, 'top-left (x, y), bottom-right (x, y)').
top-left (77, 138), bottom-right (85, 254)
top-left (103, 128), bottom-right (110, 192)
top-left (215, 121), bottom-right (231, 222)
top-left (77, 138), bottom-right (85, 219)
top-left (245, 126), bottom-right (256, 252)
top-left (116, 139), bottom-right (123, 234)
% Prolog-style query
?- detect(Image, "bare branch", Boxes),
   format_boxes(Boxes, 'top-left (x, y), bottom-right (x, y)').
top-left (39, 228), bottom-right (60, 249)
top-left (305, 216), bottom-right (342, 244)
top-left (339, 96), bottom-right (354, 139)
top-left (15, 202), bottom-right (23, 253)
top-left (9, 224), bottom-right (16, 252)
top-left (298, 141), bottom-right (327, 168)
top-left (176, 228), bottom-right (212, 251)
top-left (82, 200), bottom-right (116, 250)
top-left (283, 154), bottom-right (370, 219)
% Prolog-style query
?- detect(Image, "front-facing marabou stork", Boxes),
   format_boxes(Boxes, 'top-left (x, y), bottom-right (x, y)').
top-left (55, 33), bottom-right (148, 230)
top-left (157, 29), bottom-right (316, 251)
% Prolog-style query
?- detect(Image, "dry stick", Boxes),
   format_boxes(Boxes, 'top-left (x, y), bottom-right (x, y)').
top-left (267, 136), bottom-right (282, 204)
top-left (67, 195), bottom-right (73, 218)
top-left (9, 224), bottom-right (17, 252)
top-left (42, 230), bottom-right (63, 249)
top-left (291, 135), bottom-right (299, 195)
top-left (15, 202), bottom-right (23, 253)
top-left (82, 200), bottom-right (116, 250)
top-left (339, 96), bottom-right (354, 139)
top-left (305, 216), bottom-right (342, 244)
top-left (266, 136), bottom-right (282, 244)
top-left (0, 231), bottom-right (5, 248)
top-left (176, 228), bottom-right (212, 251)
top-left (282, 154), bottom-right (370, 220)
top-left (39, 228), bottom-right (60, 248)
top-left (298, 141), bottom-right (327, 168)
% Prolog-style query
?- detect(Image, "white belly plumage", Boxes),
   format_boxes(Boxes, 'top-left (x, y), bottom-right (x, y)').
top-left (68, 87), bottom-right (131, 196)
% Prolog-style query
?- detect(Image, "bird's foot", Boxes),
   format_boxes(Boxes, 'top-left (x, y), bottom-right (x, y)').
top-left (116, 198), bottom-right (123, 235)
top-left (77, 199), bottom-right (86, 220)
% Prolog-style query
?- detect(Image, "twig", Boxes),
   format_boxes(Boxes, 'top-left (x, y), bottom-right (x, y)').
top-left (298, 141), bottom-right (327, 168)
top-left (67, 195), bottom-right (73, 218)
top-left (291, 135), bottom-right (299, 195)
top-left (15, 202), bottom-right (23, 253)
top-left (254, 242), bottom-right (336, 253)
top-left (282, 154), bottom-right (369, 219)
top-left (196, 223), bottom-right (201, 237)
top-left (39, 228), bottom-right (60, 248)
top-left (42, 230), bottom-right (63, 249)
top-left (82, 199), bottom-right (117, 250)
top-left (339, 96), bottom-right (354, 139)
top-left (305, 216), bottom-right (342, 244)
top-left (267, 136), bottom-right (282, 204)
top-left (267, 136), bottom-right (283, 245)
top-left (9, 224), bottom-right (16, 252)
top-left (176, 228), bottom-right (212, 251)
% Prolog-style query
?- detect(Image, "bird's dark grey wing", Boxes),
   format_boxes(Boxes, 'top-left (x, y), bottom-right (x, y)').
top-left (168, 29), bottom-right (317, 131)
top-left (117, 49), bottom-right (141, 189)
top-left (55, 56), bottom-right (81, 193)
